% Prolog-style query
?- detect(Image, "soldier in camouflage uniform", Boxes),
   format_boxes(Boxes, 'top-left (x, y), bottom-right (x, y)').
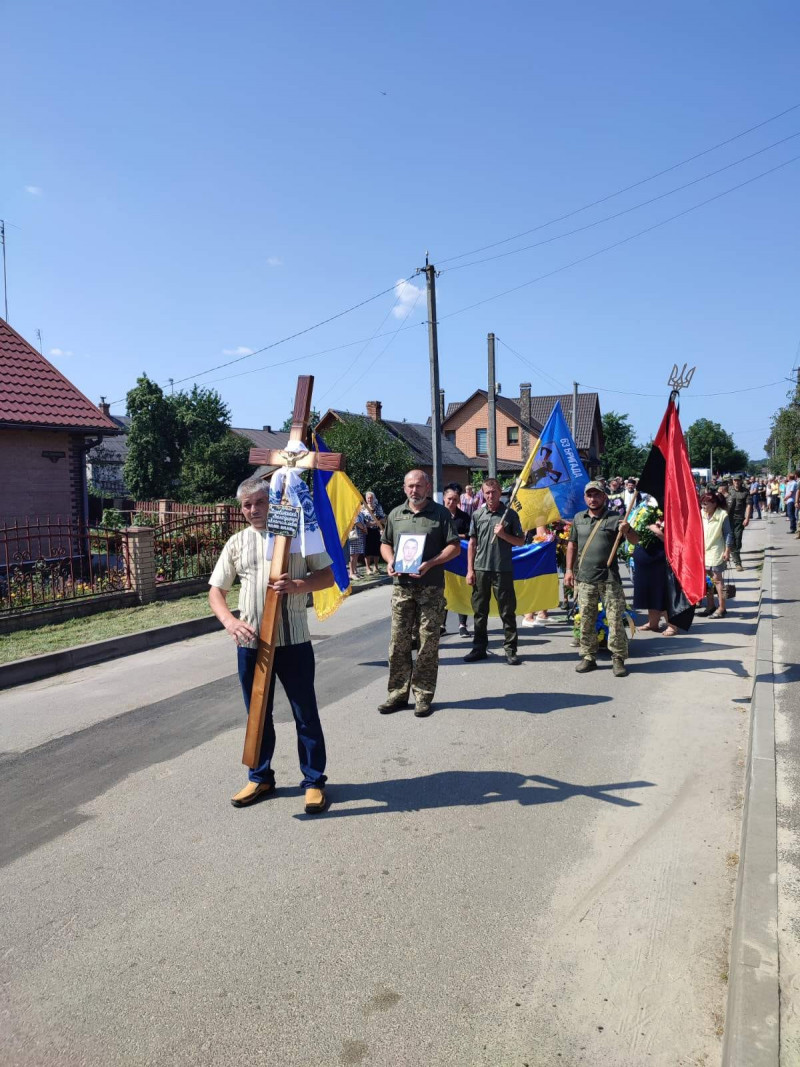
top-left (564, 481), bottom-right (637, 678)
top-left (379, 470), bottom-right (461, 717)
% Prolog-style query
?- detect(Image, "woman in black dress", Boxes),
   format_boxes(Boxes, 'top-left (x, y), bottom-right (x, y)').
top-left (631, 505), bottom-right (677, 637)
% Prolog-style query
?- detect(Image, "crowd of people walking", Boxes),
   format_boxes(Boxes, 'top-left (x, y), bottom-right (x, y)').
top-left (210, 462), bottom-right (793, 812)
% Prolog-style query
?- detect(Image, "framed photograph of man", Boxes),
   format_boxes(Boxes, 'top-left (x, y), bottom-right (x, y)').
top-left (394, 533), bottom-right (426, 574)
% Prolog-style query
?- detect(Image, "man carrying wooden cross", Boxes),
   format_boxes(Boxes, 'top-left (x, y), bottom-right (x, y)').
top-left (210, 375), bottom-right (344, 811)
top-left (209, 474), bottom-right (335, 812)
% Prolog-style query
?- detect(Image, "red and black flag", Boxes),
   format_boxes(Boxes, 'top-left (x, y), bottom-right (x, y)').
top-left (638, 398), bottom-right (705, 626)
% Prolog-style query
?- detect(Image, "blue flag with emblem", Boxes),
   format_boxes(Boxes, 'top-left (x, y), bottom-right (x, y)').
top-left (508, 400), bottom-right (590, 530)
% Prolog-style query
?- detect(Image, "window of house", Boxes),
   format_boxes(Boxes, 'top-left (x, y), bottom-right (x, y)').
top-left (507, 426), bottom-right (519, 446)
top-left (445, 430), bottom-right (455, 443)
top-left (476, 428), bottom-right (488, 455)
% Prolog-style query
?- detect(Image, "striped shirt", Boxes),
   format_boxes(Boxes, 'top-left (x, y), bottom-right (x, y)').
top-left (209, 526), bottom-right (332, 649)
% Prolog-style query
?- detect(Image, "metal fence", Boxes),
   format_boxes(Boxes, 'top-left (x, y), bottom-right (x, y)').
top-left (0, 519), bottom-right (130, 613)
top-left (134, 501), bottom-right (240, 522)
top-left (154, 513), bottom-right (247, 584)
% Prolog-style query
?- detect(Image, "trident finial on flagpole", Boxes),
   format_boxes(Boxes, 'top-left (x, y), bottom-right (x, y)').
top-left (667, 364), bottom-right (696, 392)
top-left (667, 363), bottom-right (696, 407)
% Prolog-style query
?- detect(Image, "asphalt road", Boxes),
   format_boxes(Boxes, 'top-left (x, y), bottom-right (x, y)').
top-left (0, 534), bottom-right (764, 1067)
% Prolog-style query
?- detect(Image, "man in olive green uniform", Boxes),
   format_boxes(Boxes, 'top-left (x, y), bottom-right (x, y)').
top-left (726, 474), bottom-right (752, 572)
top-left (464, 478), bottom-right (526, 665)
top-left (565, 481), bottom-right (636, 678)
top-left (379, 470), bottom-right (461, 717)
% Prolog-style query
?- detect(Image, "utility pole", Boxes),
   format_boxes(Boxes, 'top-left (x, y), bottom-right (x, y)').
top-left (487, 332), bottom-right (497, 479)
top-left (710, 446), bottom-right (714, 478)
top-left (572, 381), bottom-right (578, 442)
top-left (0, 220), bottom-right (7, 321)
top-left (419, 255), bottom-right (443, 500)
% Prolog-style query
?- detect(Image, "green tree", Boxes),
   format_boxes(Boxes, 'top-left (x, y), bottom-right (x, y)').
top-left (125, 377), bottom-right (248, 501)
top-left (123, 375), bottom-right (179, 498)
top-left (280, 407), bottom-right (321, 433)
top-left (323, 418), bottom-right (414, 511)
top-left (767, 377), bottom-right (800, 473)
top-left (172, 386), bottom-right (231, 453)
top-left (173, 386), bottom-right (237, 501)
top-left (685, 418), bottom-right (748, 474)
top-left (179, 433), bottom-right (254, 502)
top-left (600, 412), bottom-right (648, 479)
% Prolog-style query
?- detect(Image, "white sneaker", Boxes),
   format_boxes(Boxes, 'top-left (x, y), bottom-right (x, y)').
top-left (520, 617), bottom-right (536, 628)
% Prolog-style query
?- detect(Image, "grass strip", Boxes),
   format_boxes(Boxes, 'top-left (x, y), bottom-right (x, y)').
top-left (1, 588), bottom-right (239, 664)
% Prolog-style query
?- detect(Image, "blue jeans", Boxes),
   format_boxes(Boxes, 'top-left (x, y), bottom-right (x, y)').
top-left (237, 642), bottom-right (327, 788)
top-left (787, 500), bottom-right (797, 533)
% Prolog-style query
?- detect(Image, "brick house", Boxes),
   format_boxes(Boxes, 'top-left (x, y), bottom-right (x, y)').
top-left (441, 384), bottom-right (604, 475)
top-left (316, 401), bottom-right (474, 489)
top-left (0, 318), bottom-right (120, 526)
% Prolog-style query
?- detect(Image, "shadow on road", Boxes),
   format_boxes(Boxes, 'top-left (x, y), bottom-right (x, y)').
top-left (295, 770), bottom-right (656, 820)
top-left (631, 657), bottom-right (750, 678)
top-left (445, 692), bottom-right (612, 714)
top-left (0, 676), bottom-right (242, 868)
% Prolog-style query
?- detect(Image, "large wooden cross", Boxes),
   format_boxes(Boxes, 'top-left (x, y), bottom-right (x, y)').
top-left (241, 374), bottom-right (345, 768)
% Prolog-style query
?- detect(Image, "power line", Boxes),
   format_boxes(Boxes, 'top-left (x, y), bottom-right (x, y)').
top-left (439, 153), bottom-right (800, 324)
top-left (580, 379), bottom-right (789, 398)
top-left (106, 108), bottom-right (800, 409)
top-left (193, 328), bottom-right (427, 389)
top-left (332, 288), bottom-right (425, 405)
top-left (438, 101), bottom-right (800, 267)
top-left (316, 286), bottom-right (407, 403)
top-left (108, 276), bottom-right (415, 404)
top-left (494, 336), bottom-right (567, 392)
top-left (441, 130), bottom-right (800, 275)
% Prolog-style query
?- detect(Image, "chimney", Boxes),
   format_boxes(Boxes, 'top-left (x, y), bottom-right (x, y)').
top-left (366, 400), bottom-right (382, 422)
top-left (262, 424), bottom-right (272, 432)
top-left (519, 382), bottom-right (531, 426)
top-left (439, 389), bottom-right (445, 423)
top-left (99, 396), bottom-right (111, 418)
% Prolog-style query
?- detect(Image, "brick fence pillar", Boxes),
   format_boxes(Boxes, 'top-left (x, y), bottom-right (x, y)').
top-left (158, 498), bottom-right (175, 520)
top-left (123, 527), bottom-right (156, 604)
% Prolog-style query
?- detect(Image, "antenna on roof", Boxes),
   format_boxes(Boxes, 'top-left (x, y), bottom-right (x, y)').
top-left (36, 329), bottom-right (43, 354)
top-left (0, 220), bottom-right (8, 321)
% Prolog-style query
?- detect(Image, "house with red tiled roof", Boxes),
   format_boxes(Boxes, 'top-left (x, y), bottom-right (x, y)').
top-left (0, 317), bottom-right (120, 526)
top-left (439, 383), bottom-right (604, 475)
top-left (315, 400), bottom-right (474, 488)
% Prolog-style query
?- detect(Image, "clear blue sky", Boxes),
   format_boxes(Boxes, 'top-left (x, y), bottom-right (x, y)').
top-left (2, 1), bottom-right (798, 458)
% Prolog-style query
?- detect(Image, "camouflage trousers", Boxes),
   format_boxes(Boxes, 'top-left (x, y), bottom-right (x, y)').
top-left (577, 579), bottom-right (628, 661)
top-left (387, 584), bottom-right (447, 704)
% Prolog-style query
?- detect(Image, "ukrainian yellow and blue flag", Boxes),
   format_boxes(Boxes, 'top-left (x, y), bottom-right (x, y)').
top-left (311, 433), bottom-right (364, 620)
top-left (443, 539), bottom-right (559, 616)
top-left (510, 400), bottom-right (589, 530)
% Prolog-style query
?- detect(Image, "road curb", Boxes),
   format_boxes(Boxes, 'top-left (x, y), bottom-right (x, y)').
top-left (0, 575), bottom-right (391, 691)
top-left (722, 539), bottom-right (779, 1066)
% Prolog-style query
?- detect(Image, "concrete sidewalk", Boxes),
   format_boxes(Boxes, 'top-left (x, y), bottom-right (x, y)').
top-left (723, 512), bottom-right (800, 1067)
top-left (772, 517), bottom-right (800, 1064)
